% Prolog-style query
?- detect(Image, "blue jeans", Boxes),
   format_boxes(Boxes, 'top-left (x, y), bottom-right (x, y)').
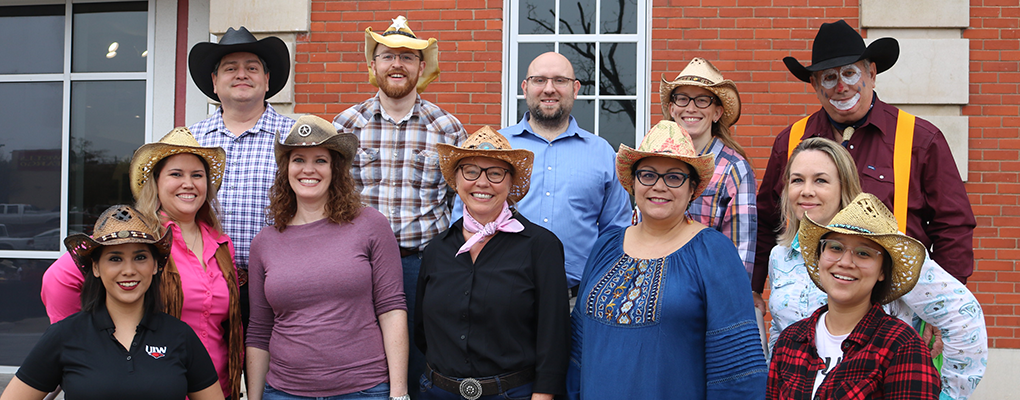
top-left (263, 382), bottom-right (389, 400)
top-left (419, 372), bottom-right (534, 400)
top-left (403, 253), bottom-right (426, 400)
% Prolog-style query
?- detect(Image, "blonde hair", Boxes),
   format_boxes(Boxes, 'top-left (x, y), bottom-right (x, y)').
top-left (135, 155), bottom-right (224, 235)
top-left (777, 138), bottom-right (862, 246)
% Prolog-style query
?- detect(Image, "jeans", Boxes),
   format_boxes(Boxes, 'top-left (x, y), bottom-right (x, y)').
top-left (418, 373), bottom-right (533, 400)
top-left (263, 382), bottom-right (389, 400)
top-left (403, 253), bottom-right (426, 400)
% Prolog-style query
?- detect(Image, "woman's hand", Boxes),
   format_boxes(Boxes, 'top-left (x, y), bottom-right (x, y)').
top-left (531, 393), bottom-right (554, 400)
top-left (921, 323), bottom-right (944, 358)
top-left (752, 291), bottom-right (767, 314)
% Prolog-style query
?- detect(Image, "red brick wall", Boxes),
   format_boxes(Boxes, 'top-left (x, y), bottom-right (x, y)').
top-left (297, 0), bottom-right (1020, 348)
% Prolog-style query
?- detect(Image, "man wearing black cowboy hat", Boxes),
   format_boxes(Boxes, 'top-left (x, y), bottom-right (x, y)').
top-left (187, 27), bottom-right (296, 330)
top-left (753, 20), bottom-right (976, 303)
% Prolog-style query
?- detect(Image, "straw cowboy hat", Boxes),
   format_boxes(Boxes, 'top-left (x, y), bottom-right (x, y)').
top-left (436, 126), bottom-right (534, 203)
top-left (188, 26), bottom-right (291, 101)
top-left (129, 127), bottom-right (226, 199)
top-left (799, 193), bottom-right (926, 305)
top-left (274, 115), bottom-right (359, 166)
top-left (365, 16), bottom-right (440, 93)
top-left (64, 205), bottom-right (173, 275)
top-left (616, 120), bottom-right (715, 198)
top-left (784, 19), bottom-right (899, 83)
top-left (659, 57), bottom-right (741, 128)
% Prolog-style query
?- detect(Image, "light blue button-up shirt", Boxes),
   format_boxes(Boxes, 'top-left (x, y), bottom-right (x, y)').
top-left (454, 114), bottom-right (631, 287)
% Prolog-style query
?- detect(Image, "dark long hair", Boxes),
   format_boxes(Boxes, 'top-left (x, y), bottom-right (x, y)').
top-left (80, 244), bottom-right (164, 314)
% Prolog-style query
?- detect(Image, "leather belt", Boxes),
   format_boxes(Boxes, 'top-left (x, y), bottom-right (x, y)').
top-left (399, 247), bottom-right (420, 258)
top-left (426, 364), bottom-right (534, 400)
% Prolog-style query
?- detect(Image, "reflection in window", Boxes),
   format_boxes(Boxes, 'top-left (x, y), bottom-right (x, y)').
top-left (519, 0), bottom-right (555, 34)
top-left (0, 257), bottom-right (56, 365)
top-left (0, 5), bottom-right (65, 74)
top-left (600, 100), bottom-right (638, 150)
top-left (601, 0), bottom-right (637, 34)
top-left (559, 0), bottom-right (596, 35)
top-left (72, 1), bottom-right (148, 73)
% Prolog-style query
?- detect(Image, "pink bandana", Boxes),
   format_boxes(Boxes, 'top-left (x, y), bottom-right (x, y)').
top-left (457, 202), bottom-right (524, 256)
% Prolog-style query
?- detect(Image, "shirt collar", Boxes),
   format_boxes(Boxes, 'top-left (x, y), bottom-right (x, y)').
top-left (789, 302), bottom-right (885, 348)
top-left (370, 94), bottom-right (422, 124)
top-left (445, 210), bottom-right (533, 239)
top-left (92, 303), bottom-right (161, 333)
top-left (162, 218), bottom-right (230, 246)
top-left (211, 103), bottom-right (280, 137)
top-left (507, 112), bottom-right (587, 143)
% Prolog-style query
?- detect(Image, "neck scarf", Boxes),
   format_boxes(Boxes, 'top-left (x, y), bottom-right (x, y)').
top-left (457, 202), bottom-right (524, 256)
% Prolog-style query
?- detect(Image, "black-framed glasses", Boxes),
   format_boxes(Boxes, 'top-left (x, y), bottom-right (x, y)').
top-left (819, 239), bottom-right (883, 264)
top-left (458, 164), bottom-right (510, 184)
top-left (526, 76), bottom-right (576, 88)
top-left (670, 94), bottom-right (715, 109)
top-left (634, 169), bottom-right (689, 188)
top-left (373, 53), bottom-right (420, 64)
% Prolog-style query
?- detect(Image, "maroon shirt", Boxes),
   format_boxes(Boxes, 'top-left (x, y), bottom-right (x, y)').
top-left (753, 97), bottom-right (975, 292)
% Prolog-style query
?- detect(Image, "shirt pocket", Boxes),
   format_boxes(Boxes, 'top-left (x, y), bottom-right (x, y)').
top-left (411, 149), bottom-right (445, 204)
top-left (859, 164), bottom-right (894, 202)
top-left (354, 148), bottom-right (382, 186)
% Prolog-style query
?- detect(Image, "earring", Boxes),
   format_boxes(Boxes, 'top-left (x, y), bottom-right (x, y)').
top-left (631, 207), bottom-right (640, 226)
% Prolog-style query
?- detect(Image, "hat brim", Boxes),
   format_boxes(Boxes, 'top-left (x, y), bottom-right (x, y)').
top-left (798, 213), bottom-right (926, 304)
top-left (63, 230), bottom-right (173, 276)
top-left (188, 36), bottom-right (290, 102)
top-left (784, 37), bottom-right (899, 83)
top-left (129, 143), bottom-right (226, 199)
top-left (273, 130), bottom-right (360, 168)
top-left (365, 28), bottom-right (440, 94)
top-left (659, 74), bottom-right (742, 128)
top-left (436, 144), bottom-right (534, 203)
top-left (615, 144), bottom-right (715, 199)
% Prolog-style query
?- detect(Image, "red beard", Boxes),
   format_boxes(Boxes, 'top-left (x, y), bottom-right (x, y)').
top-left (377, 66), bottom-right (419, 99)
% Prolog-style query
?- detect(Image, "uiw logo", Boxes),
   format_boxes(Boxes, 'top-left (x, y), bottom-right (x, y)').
top-left (146, 345), bottom-right (167, 359)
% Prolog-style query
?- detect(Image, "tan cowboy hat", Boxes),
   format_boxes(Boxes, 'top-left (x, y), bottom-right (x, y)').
top-left (616, 120), bottom-right (714, 198)
top-left (274, 115), bottom-right (359, 166)
top-left (129, 127), bottom-right (226, 199)
top-left (436, 126), bottom-right (534, 203)
top-left (365, 16), bottom-right (440, 94)
top-left (64, 205), bottom-right (173, 275)
top-left (799, 193), bottom-right (926, 305)
top-left (660, 58), bottom-right (741, 128)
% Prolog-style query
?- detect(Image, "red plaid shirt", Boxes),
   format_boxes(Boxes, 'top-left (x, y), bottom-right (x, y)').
top-left (767, 303), bottom-right (940, 400)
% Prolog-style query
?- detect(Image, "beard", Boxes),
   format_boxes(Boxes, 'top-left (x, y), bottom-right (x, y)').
top-left (526, 96), bottom-right (572, 128)
top-left (377, 66), bottom-right (419, 99)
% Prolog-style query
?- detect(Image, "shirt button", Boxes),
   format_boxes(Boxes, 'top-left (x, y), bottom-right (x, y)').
top-left (126, 355), bottom-right (132, 361)
top-left (460, 335), bottom-right (466, 340)
top-left (548, 143), bottom-right (553, 147)
top-left (879, 175), bottom-right (885, 179)
top-left (545, 192), bottom-right (550, 196)
top-left (464, 291), bottom-right (469, 296)
top-left (547, 166), bottom-right (552, 170)
top-left (543, 218), bottom-right (549, 223)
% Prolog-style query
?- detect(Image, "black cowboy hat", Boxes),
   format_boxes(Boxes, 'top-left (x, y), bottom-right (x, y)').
top-left (188, 26), bottom-right (290, 102)
top-left (784, 20), bottom-right (899, 83)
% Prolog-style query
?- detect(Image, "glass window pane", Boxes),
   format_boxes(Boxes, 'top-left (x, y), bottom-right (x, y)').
top-left (69, 80), bottom-right (145, 232)
top-left (0, 5), bottom-right (65, 74)
top-left (599, 100), bottom-right (637, 151)
top-left (519, 0), bottom-right (555, 34)
top-left (572, 99), bottom-right (595, 133)
top-left (72, 2), bottom-right (147, 73)
top-left (601, 0), bottom-right (637, 34)
top-left (0, 83), bottom-right (63, 249)
top-left (561, 43), bottom-right (596, 96)
top-left (559, 0), bottom-right (596, 34)
top-left (599, 42), bottom-right (636, 95)
top-left (0, 257), bottom-right (56, 365)
top-left (517, 43), bottom-right (555, 96)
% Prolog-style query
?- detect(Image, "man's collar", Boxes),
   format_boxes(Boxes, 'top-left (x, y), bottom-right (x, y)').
top-left (510, 112), bottom-right (586, 142)
top-left (372, 93), bottom-right (421, 123)
top-left (825, 95), bottom-right (876, 133)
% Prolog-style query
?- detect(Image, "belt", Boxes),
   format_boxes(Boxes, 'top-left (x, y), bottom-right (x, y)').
top-left (399, 247), bottom-right (421, 258)
top-left (426, 364), bottom-right (534, 400)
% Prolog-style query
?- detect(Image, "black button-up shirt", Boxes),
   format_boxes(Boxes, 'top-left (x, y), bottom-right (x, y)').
top-left (16, 305), bottom-right (218, 400)
top-left (415, 213), bottom-right (570, 395)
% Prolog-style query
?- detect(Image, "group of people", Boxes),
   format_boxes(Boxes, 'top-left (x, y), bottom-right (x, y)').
top-left (0, 16), bottom-right (989, 400)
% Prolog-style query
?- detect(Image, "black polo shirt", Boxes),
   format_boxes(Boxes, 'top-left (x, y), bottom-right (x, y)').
top-left (16, 305), bottom-right (218, 400)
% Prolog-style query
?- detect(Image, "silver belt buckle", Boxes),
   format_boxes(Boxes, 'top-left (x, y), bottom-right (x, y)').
top-left (459, 377), bottom-right (482, 400)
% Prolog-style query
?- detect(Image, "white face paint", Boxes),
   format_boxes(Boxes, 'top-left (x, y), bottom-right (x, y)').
top-left (818, 64), bottom-right (862, 90)
top-left (830, 92), bottom-right (861, 111)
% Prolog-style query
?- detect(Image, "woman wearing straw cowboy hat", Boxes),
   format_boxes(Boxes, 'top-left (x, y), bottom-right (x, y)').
top-left (767, 192), bottom-right (941, 399)
top-left (766, 138), bottom-right (986, 400)
top-left (245, 115), bottom-right (408, 400)
top-left (415, 126), bottom-right (568, 400)
top-left (39, 127), bottom-right (244, 399)
top-left (566, 121), bottom-right (766, 400)
top-left (2, 205), bottom-right (223, 400)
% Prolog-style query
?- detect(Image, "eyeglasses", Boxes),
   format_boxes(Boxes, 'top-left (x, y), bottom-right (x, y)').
top-left (819, 239), bottom-right (883, 264)
top-left (670, 94), bottom-right (715, 109)
top-left (373, 53), bottom-right (420, 64)
top-left (634, 169), bottom-right (689, 188)
top-left (526, 76), bottom-right (576, 88)
top-left (458, 164), bottom-right (510, 184)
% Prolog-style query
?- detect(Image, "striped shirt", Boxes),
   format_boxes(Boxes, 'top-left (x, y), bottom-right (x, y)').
top-left (190, 104), bottom-right (294, 270)
top-left (333, 95), bottom-right (466, 250)
top-left (688, 137), bottom-right (757, 279)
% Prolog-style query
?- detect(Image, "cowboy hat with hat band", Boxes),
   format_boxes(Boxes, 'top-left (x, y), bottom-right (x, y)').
top-left (188, 26), bottom-right (290, 102)
top-left (616, 120), bottom-right (714, 199)
top-left (129, 127), bottom-right (226, 199)
top-left (784, 19), bottom-right (899, 83)
top-left (798, 193), bottom-right (925, 305)
top-left (659, 57), bottom-right (741, 128)
top-left (64, 205), bottom-right (173, 276)
top-left (274, 115), bottom-right (359, 167)
top-left (436, 126), bottom-right (534, 203)
top-left (365, 16), bottom-right (440, 94)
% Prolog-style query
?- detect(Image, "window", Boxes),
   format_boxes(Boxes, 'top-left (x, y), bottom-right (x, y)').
top-left (505, 0), bottom-right (648, 150)
top-left (0, 0), bottom-right (151, 367)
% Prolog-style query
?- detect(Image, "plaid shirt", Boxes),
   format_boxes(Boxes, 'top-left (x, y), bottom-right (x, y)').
top-left (688, 137), bottom-right (757, 278)
top-left (190, 104), bottom-right (294, 270)
top-left (768, 303), bottom-right (941, 400)
top-left (333, 95), bottom-right (466, 250)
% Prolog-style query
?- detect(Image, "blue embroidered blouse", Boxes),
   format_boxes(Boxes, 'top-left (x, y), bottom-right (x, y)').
top-left (567, 227), bottom-right (767, 399)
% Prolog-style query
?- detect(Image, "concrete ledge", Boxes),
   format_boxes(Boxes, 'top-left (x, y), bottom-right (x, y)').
top-left (972, 348), bottom-right (1020, 399)
top-left (209, 0), bottom-right (310, 33)
top-left (873, 38), bottom-right (969, 105)
top-left (861, 0), bottom-right (969, 28)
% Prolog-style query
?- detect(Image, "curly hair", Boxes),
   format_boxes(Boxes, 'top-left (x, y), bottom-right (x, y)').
top-left (268, 148), bottom-right (362, 231)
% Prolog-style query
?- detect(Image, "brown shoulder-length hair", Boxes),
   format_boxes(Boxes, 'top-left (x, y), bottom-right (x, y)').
top-left (135, 154), bottom-right (223, 235)
top-left (268, 148), bottom-right (362, 231)
top-left (777, 138), bottom-right (862, 247)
